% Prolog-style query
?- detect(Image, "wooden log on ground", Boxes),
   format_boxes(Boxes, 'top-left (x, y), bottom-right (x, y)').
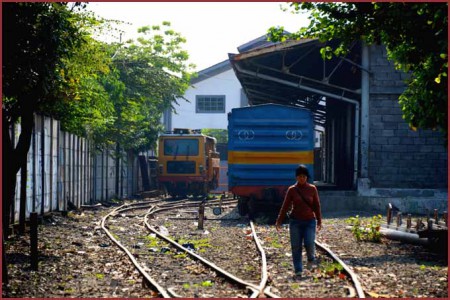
top-left (140, 190), bottom-right (162, 199)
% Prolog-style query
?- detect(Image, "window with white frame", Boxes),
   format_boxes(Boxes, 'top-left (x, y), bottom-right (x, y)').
top-left (196, 95), bottom-right (225, 113)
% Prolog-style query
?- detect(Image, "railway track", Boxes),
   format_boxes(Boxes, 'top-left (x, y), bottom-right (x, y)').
top-left (101, 195), bottom-right (365, 298)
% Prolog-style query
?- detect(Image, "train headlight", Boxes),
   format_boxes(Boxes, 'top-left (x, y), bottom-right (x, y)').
top-left (199, 164), bottom-right (204, 174)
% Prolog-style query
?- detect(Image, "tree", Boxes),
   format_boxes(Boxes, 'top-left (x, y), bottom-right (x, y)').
top-left (102, 23), bottom-right (195, 195)
top-left (108, 22), bottom-right (195, 153)
top-left (38, 10), bottom-right (127, 146)
top-left (3, 2), bottom-right (89, 236)
top-left (40, 35), bottom-right (117, 142)
top-left (269, 2), bottom-right (448, 143)
top-left (201, 129), bottom-right (228, 144)
top-left (2, 2), bottom-right (90, 285)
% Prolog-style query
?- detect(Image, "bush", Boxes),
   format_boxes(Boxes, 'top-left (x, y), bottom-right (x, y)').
top-left (346, 215), bottom-right (382, 242)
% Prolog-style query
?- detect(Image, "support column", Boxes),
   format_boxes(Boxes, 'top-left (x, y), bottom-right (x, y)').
top-left (357, 43), bottom-right (371, 194)
top-left (360, 43), bottom-right (370, 178)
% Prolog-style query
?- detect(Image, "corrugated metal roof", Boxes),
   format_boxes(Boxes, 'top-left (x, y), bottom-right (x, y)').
top-left (229, 39), bottom-right (363, 126)
top-left (233, 38), bottom-right (319, 61)
top-left (191, 60), bottom-right (231, 84)
top-left (191, 33), bottom-right (288, 85)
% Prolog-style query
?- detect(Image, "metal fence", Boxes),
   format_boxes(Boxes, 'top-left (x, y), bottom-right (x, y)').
top-left (11, 114), bottom-right (155, 223)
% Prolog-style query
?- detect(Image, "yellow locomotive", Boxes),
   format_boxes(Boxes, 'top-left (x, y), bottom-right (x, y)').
top-left (157, 129), bottom-right (220, 197)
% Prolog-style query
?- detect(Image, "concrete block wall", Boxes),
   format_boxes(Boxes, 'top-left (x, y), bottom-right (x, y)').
top-left (320, 190), bottom-right (448, 216)
top-left (368, 45), bottom-right (447, 189)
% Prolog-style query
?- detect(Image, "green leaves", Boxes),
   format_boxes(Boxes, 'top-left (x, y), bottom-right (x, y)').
top-left (108, 22), bottom-right (194, 152)
top-left (267, 26), bottom-right (288, 42)
top-left (64, 19), bottom-right (195, 152)
top-left (346, 215), bottom-right (382, 243)
top-left (3, 2), bottom-right (85, 121)
top-left (200, 129), bottom-right (228, 143)
top-left (4, 3), bottom-right (194, 154)
top-left (319, 46), bottom-right (333, 60)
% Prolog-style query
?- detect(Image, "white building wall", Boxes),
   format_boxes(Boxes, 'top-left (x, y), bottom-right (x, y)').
top-left (171, 68), bottom-right (243, 130)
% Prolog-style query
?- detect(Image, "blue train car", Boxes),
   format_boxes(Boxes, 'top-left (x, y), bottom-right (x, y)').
top-left (227, 103), bottom-right (315, 216)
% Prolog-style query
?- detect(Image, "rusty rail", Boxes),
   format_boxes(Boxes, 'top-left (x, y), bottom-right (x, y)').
top-left (315, 240), bottom-right (366, 298)
top-left (102, 197), bottom-right (277, 298)
top-left (101, 203), bottom-right (169, 298)
top-left (144, 205), bottom-right (279, 298)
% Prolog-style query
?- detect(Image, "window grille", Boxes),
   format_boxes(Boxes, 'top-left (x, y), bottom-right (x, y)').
top-left (196, 95), bottom-right (225, 113)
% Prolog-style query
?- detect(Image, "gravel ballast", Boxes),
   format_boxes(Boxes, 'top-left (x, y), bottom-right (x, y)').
top-left (2, 199), bottom-right (448, 298)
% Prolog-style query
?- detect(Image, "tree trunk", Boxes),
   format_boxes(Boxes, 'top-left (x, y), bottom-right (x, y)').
top-left (3, 110), bottom-right (33, 235)
top-left (2, 235), bottom-right (8, 286)
top-left (138, 155), bottom-right (150, 191)
top-left (19, 159), bottom-right (27, 235)
top-left (115, 143), bottom-right (120, 197)
top-left (3, 116), bottom-right (15, 239)
top-left (2, 108), bottom-right (34, 287)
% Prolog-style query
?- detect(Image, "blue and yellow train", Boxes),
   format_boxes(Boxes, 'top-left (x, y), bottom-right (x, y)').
top-left (227, 103), bottom-right (315, 216)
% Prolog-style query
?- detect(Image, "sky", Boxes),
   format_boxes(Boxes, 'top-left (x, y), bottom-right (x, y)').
top-left (87, 2), bottom-right (310, 71)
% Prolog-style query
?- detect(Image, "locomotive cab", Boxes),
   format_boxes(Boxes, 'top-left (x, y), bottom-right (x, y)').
top-left (157, 129), bottom-right (220, 198)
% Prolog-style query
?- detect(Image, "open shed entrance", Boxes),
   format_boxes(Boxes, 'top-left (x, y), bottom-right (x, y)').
top-left (229, 39), bottom-right (362, 190)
